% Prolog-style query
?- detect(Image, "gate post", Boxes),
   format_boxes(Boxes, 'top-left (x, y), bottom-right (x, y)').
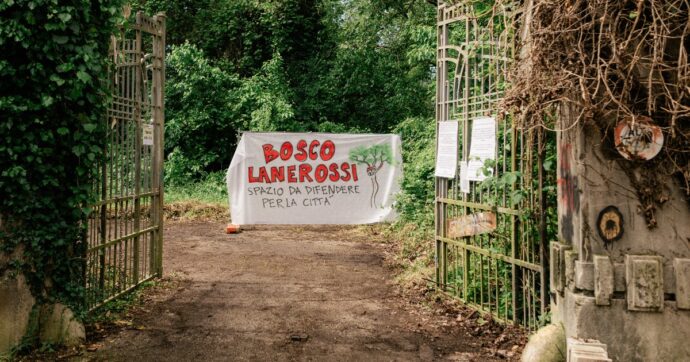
top-left (434, 4), bottom-right (449, 289)
top-left (509, 0), bottom-right (690, 358)
top-left (549, 93), bottom-right (690, 362)
top-left (152, 12), bottom-right (165, 277)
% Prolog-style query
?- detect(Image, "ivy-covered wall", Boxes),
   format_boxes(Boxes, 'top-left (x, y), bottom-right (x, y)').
top-left (0, 0), bottom-right (122, 313)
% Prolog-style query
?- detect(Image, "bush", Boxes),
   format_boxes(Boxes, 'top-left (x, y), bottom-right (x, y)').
top-left (394, 117), bottom-right (436, 226)
top-left (166, 171), bottom-right (228, 205)
top-left (164, 44), bottom-right (299, 185)
top-left (388, 117), bottom-right (436, 266)
top-left (164, 43), bottom-right (242, 184)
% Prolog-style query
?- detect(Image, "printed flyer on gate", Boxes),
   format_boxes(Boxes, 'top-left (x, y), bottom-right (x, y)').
top-left (226, 132), bottom-right (403, 225)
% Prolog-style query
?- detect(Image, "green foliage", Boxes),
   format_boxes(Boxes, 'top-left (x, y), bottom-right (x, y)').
top-left (0, 0), bottom-right (122, 313)
top-left (237, 54), bottom-right (297, 132)
top-left (164, 43), bottom-right (242, 184)
top-left (135, 0), bottom-right (337, 132)
top-left (166, 171), bottom-right (228, 205)
top-left (164, 43), bottom-right (298, 184)
top-left (384, 117), bottom-right (436, 271)
top-left (393, 117), bottom-right (436, 226)
top-left (138, 0), bottom-right (437, 186)
top-left (322, 0), bottom-right (436, 132)
top-left (156, 1), bottom-right (440, 264)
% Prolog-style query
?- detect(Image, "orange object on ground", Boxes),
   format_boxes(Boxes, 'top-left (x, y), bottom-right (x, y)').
top-left (226, 224), bottom-right (241, 234)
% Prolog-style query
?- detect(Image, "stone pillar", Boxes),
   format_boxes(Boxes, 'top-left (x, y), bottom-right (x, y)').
top-left (0, 273), bottom-right (35, 354)
top-left (551, 113), bottom-right (690, 361)
top-left (1, 246), bottom-right (85, 355)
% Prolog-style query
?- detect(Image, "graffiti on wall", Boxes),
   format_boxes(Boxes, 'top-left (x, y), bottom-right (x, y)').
top-left (557, 143), bottom-right (580, 243)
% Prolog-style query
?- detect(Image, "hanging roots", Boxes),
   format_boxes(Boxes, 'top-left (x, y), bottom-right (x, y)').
top-left (504, 0), bottom-right (690, 228)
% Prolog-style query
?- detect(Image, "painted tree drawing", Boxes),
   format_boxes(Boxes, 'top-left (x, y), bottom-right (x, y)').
top-left (349, 143), bottom-right (395, 208)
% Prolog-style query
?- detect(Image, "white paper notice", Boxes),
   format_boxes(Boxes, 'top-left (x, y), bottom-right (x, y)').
top-left (435, 121), bottom-right (459, 178)
top-left (459, 161), bottom-right (470, 193)
top-left (142, 124), bottom-right (154, 146)
top-left (469, 117), bottom-right (496, 160)
top-left (466, 160), bottom-right (486, 181)
top-left (467, 117), bottom-right (496, 181)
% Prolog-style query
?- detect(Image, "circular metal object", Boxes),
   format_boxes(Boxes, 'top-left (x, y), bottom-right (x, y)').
top-left (597, 206), bottom-right (624, 244)
top-left (614, 116), bottom-right (664, 160)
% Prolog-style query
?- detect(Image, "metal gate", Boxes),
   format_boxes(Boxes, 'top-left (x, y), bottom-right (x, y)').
top-left (435, 1), bottom-right (554, 329)
top-left (85, 12), bottom-right (166, 310)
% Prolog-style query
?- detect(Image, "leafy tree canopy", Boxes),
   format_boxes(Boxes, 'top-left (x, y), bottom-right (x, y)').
top-left (132, 0), bottom-right (436, 181)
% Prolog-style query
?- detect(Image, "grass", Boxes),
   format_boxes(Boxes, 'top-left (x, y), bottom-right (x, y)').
top-left (165, 172), bottom-right (228, 205)
top-left (164, 172), bottom-right (230, 221)
top-left (383, 219), bottom-right (436, 287)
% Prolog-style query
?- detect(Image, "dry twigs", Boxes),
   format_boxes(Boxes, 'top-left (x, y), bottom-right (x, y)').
top-left (505, 0), bottom-right (690, 227)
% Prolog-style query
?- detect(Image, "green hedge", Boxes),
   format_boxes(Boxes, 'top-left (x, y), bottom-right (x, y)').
top-left (0, 0), bottom-right (122, 312)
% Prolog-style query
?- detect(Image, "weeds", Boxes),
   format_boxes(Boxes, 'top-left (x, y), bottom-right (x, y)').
top-left (85, 280), bottom-right (157, 325)
top-left (166, 171), bottom-right (228, 206)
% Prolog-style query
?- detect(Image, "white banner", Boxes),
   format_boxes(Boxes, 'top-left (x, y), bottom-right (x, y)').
top-left (227, 132), bottom-right (403, 225)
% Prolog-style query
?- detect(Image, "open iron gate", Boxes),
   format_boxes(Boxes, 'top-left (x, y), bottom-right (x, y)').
top-left (434, 1), bottom-right (554, 329)
top-left (85, 12), bottom-right (166, 310)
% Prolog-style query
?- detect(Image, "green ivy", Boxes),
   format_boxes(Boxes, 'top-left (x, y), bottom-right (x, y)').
top-left (0, 0), bottom-right (122, 314)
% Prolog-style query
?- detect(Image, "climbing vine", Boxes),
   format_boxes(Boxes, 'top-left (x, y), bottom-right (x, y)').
top-left (0, 0), bottom-right (122, 312)
top-left (505, 0), bottom-right (690, 227)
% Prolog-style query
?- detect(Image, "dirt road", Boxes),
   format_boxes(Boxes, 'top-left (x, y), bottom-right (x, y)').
top-left (88, 222), bottom-right (522, 361)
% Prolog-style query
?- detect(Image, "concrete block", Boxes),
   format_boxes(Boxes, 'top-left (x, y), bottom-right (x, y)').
top-left (551, 242), bottom-right (561, 294)
top-left (663, 264), bottom-right (676, 294)
top-left (564, 250), bottom-right (578, 290)
top-left (593, 256), bottom-right (613, 306)
top-left (674, 258), bottom-right (690, 310)
top-left (563, 290), bottom-right (690, 360)
top-left (551, 242), bottom-right (572, 293)
top-left (567, 338), bottom-right (611, 362)
top-left (608, 263), bottom-right (672, 294)
top-left (626, 255), bottom-right (664, 312)
top-left (575, 261), bottom-right (594, 291)
top-left (0, 274), bottom-right (35, 354)
top-left (613, 263), bottom-right (626, 292)
top-left (39, 303), bottom-right (85, 347)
